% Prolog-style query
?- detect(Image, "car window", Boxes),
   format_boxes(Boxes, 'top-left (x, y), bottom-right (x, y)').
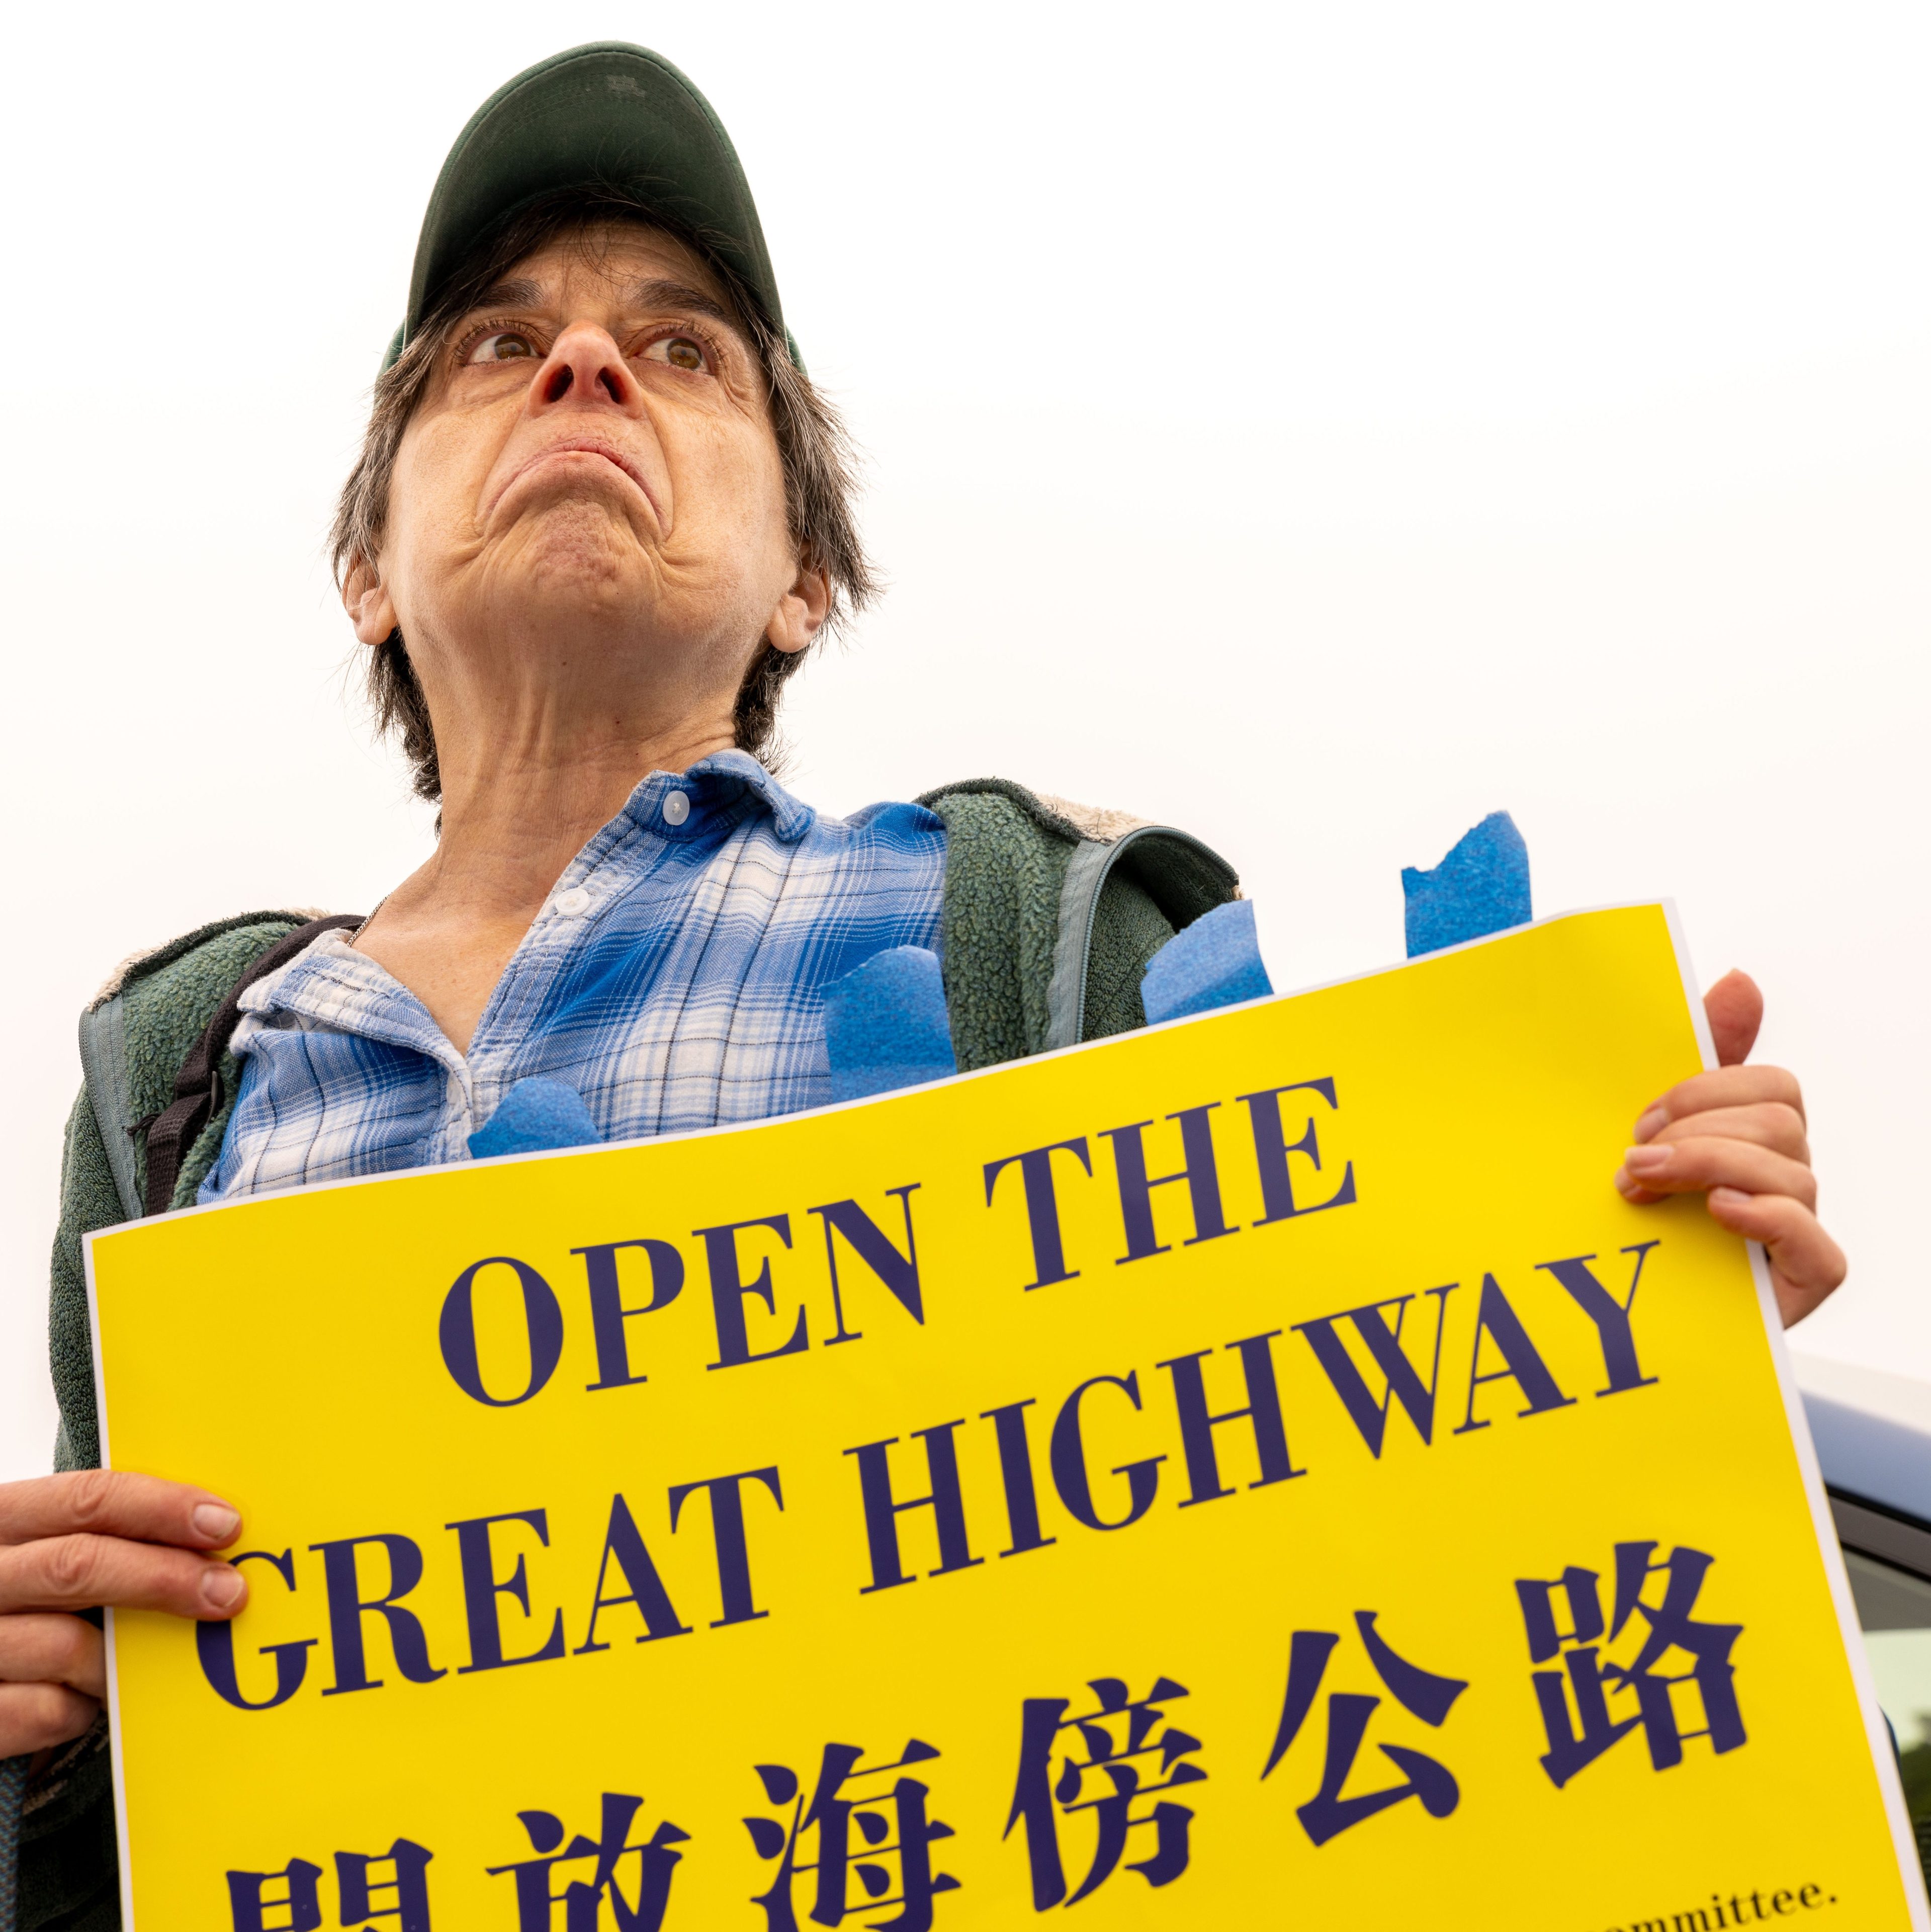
top-left (1834, 1496), bottom-right (1931, 1847)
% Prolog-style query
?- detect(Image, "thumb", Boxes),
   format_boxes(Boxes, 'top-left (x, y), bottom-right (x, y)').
top-left (1704, 968), bottom-right (1764, 1067)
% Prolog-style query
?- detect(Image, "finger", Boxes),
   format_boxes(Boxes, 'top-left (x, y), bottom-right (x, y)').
top-left (0, 1535), bottom-right (246, 1621)
top-left (0, 1470), bottom-right (240, 1552)
top-left (1705, 1189), bottom-right (1847, 1326)
top-left (0, 1614), bottom-right (105, 1699)
top-left (0, 1680), bottom-right (100, 1758)
top-left (1640, 1102), bottom-right (1808, 1163)
top-left (1616, 1138), bottom-right (1816, 1210)
top-left (1634, 1066), bottom-right (1804, 1141)
top-left (1704, 969), bottom-right (1763, 1067)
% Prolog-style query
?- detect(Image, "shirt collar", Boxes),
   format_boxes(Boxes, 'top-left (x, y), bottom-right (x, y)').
top-left (237, 755), bottom-right (816, 1066)
top-left (618, 748), bottom-right (815, 845)
top-left (240, 932), bottom-right (466, 1072)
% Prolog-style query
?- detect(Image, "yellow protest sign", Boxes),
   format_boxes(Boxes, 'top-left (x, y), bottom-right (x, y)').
top-left (88, 903), bottom-right (1919, 1931)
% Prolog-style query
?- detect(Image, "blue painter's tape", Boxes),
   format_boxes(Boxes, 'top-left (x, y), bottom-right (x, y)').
top-left (823, 946), bottom-right (957, 1104)
top-left (1141, 899), bottom-right (1273, 1025)
top-left (469, 1078), bottom-right (605, 1159)
top-left (1402, 811), bottom-right (1531, 958)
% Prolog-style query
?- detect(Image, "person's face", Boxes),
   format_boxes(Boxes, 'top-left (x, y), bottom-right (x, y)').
top-left (350, 223), bottom-right (824, 698)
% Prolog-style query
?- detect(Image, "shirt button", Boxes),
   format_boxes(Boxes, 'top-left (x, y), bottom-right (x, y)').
top-left (553, 886), bottom-right (592, 917)
top-left (662, 790), bottom-right (691, 827)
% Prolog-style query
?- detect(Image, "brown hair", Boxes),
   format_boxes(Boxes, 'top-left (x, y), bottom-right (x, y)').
top-left (329, 187), bottom-right (876, 801)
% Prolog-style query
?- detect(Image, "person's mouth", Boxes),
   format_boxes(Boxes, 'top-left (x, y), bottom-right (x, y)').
top-left (489, 438), bottom-right (661, 523)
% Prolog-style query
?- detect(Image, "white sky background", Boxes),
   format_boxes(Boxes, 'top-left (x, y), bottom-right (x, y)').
top-left (0, 1), bottom-right (1926, 1479)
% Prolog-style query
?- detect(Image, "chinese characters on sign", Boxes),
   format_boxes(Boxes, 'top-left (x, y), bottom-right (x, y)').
top-left (743, 1739), bottom-right (960, 1929)
top-left (1262, 1612), bottom-right (1466, 1845)
top-left (1005, 1677), bottom-right (1205, 1908)
top-left (226, 1839), bottom-right (431, 1932)
top-left (223, 1548), bottom-right (1746, 1927)
top-left (487, 1793), bottom-right (688, 1930)
top-left (1517, 1543), bottom-right (1745, 1788)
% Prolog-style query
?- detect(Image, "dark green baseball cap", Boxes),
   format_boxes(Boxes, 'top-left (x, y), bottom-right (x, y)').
top-left (384, 42), bottom-right (792, 370)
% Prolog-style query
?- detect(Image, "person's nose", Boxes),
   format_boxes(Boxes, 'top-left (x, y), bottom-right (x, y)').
top-left (524, 323), bottom-right (642, 417)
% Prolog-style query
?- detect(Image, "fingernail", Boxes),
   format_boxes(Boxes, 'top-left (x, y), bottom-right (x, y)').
top-left (1624, 1144), bottom-right (1673, 1176)
top-left (1633, 1108), bottom-right (1669, 1143)
top-left (1709, 1187), bottom-right (1749, 1212)
top-left (1614, 1166), bottom-right (1641, 1200)
top-left (192, 1503), bottom-right (240, 1544)
top-left (200, 1564), bottom-right (245, 1611)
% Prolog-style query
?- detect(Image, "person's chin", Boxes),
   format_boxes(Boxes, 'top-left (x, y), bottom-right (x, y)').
top-left (486, 502), bottom-right (660, 604)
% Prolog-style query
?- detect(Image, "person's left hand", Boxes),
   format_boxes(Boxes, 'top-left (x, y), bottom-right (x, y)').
top-left (1613, 968), bottom-right (1846, 1328)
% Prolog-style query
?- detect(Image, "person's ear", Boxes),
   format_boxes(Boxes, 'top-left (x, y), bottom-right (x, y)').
top-left (342, 557), bottom-right (398, 647)
top-left (764, 564), bottom-right (832, 657)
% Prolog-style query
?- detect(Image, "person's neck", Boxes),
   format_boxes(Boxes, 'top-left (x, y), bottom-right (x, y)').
top-left (347, 618), bottom-right (757, 1050)
top-left (420, 717), bottom-right (732, 925)
top-left (350, 693), bottom-right (740, 1055)
top-left (381, 609), bottom-right (757, 926)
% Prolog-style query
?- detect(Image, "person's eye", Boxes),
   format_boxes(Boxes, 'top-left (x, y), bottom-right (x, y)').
top-left (464, 330), bottom-right (539, 365)
top-left (644, 334), bottom-right (711, 373)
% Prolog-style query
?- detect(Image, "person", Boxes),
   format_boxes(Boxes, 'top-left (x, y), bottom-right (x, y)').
top-left (0, 44), bottom-right (1846, 1930)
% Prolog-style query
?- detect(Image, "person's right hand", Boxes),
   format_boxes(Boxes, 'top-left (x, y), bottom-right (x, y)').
top-left (0, 1471), bottom-right (247, 1758)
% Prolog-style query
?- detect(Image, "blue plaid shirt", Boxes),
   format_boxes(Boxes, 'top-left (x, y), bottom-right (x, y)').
top-left (199, 753), bottom-right (947, 1202)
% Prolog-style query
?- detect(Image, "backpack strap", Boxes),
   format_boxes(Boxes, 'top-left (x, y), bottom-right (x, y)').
top-left (75, 987), bottom-right (145, 1224)
top-left (140, 914), bottom-right (362, 1215)
top-left (1044, 821), bottom-right (1238, 1050)
top-left (917, 778), bottom-right (1239, 1068)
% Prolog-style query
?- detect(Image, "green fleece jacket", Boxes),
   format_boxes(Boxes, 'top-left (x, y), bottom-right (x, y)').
top-left (23, 778), bottom-right (1237, 1932)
